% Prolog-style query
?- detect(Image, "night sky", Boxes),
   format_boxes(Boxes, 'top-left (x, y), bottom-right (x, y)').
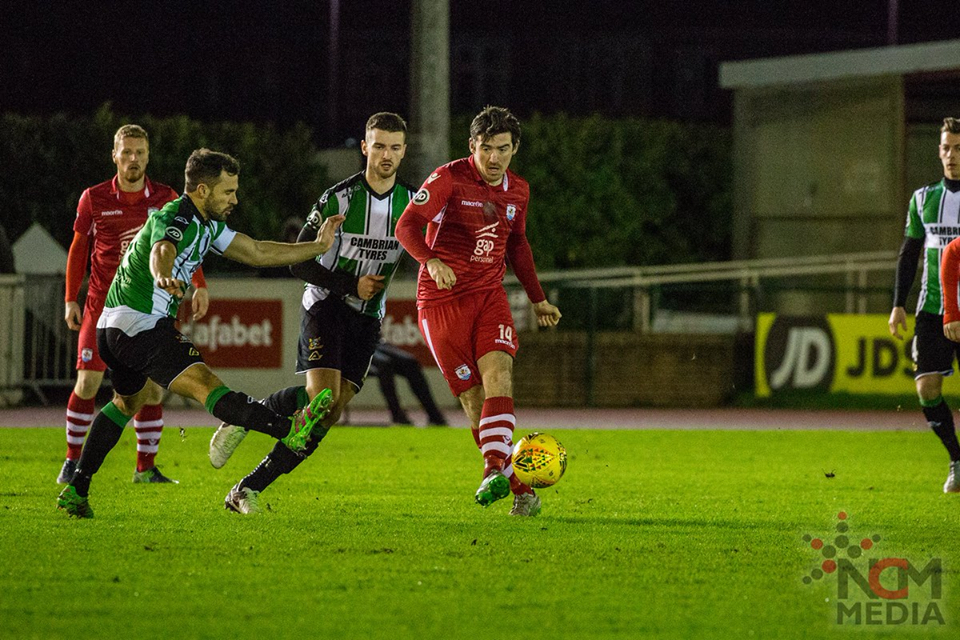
top-left (3, 0), bottom-right (957, 142)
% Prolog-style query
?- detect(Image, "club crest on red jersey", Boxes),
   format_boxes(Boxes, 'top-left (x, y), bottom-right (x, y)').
top-left (506, 204), bottom-right (516, 221)
top-left (455, 364), bottom-right (472, 381)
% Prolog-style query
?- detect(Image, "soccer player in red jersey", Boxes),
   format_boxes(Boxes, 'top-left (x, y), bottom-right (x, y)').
top-left (58, 124), bottom-right (209, 485)
top-left (395, 106), bottom-right (561, 516)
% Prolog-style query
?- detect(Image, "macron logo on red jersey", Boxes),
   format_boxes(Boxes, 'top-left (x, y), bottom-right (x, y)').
top-left (460, 200), bottom-right (483, 207)
top-left (101, 210), bottom-right (123, 216)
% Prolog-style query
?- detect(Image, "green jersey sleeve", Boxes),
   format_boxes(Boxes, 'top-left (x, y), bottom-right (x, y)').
top-left (905, 190), bottom-right (925, 239)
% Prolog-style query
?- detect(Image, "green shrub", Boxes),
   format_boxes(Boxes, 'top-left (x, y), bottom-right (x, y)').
top-left (2, 104), bottom-right (329, 272)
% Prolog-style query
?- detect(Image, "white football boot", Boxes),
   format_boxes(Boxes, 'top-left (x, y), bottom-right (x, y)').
top-left (209, 423), bottom-right (248, 468)
top-left (944, 460), bottom-right (960, 494)
top-left (509, 491), bottom-right (542, 517)
top-left (224, 484), bottom-right (261, 514)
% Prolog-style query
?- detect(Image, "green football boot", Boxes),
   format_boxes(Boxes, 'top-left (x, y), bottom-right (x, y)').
top-left (57, 486), bottom-right (94, 519)
top-left (281, 388), bottom-right (333, 453)
top-left (132, 466), bottom-right (179, 484)
top-left (474, 470), bottom-right (510, 507)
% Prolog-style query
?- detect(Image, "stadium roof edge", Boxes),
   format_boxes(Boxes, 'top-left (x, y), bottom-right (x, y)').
top-left (719, 38), bottom-right (960, 89)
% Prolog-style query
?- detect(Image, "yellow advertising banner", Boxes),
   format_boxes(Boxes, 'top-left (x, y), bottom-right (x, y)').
top-left (755, 313), bottom-right (919, 397)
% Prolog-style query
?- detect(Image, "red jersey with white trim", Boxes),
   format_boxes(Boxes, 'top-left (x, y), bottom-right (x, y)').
top-left (73, 176), bottom-right (178, 300)
top-left (398, 156), bottom-right (531, 308)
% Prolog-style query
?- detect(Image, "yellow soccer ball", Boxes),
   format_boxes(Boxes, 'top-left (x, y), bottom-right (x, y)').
top-left (511, 432), bottom-right (567, 488)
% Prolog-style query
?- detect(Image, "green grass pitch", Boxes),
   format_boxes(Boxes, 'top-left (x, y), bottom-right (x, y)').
top-left (0, 426), bottom-right (957, 639)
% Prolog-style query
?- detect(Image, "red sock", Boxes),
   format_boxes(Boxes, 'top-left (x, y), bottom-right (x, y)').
top-left (134, 404), bottom-right (164, 472)
top-left (478, 396), bottom-right (515, 476)
top-left (503, 458), bottom-right (534, 496)
top-left (65, 393), bottom-right (95, 460)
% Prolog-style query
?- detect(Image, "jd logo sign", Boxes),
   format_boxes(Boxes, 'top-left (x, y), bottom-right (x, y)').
top-left (756, 314), bottom-right (918, 397)
top-left (763, 317), bottom-right (835, 393)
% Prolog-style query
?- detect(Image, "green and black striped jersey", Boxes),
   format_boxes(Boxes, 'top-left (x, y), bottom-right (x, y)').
top-left (905, 179), bottom-right (960, 315)
top-left (99, 196), bottom-right (236, 336)
top-left (302, 172), bottom-right (414, 319)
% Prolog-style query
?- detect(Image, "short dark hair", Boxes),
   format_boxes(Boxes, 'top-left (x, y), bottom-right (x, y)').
top-left (942, 118), bottom-right (960, 135)
top-left (366, 112), bottom-right (407, 137)
top-left (184, 148), bottom-right (240, 193)
top-left (470, 105), bottom-right (521, 146)
top-left (113, 124), bottom-right (148, 150)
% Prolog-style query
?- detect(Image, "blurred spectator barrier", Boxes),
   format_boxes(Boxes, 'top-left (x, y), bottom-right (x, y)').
top-left (0, 275), bottom-right (26, 406)
top-left (0, 253), bottom-right (903, 407)
top-left (505, 250), bottom-right (899, 335)
top-left (505, 250), bottom-right (899, 406)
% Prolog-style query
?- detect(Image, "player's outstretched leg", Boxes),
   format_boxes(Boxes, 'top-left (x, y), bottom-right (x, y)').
top-left (205, 385), bottom-right (330, 453)
top-left (219, 388), bottom-right (333, 515)
top-left (281, 388), bottom-right (333, 453)
top-left (225, 413), bottom-right (333, 515)
top-left (209, 386), bottom-right (309, 468)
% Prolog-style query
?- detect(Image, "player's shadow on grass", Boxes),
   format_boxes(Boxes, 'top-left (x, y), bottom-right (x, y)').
top-left (549, 515), bottom-right (775, 531)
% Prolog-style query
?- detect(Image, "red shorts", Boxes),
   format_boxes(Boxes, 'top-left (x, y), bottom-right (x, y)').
top-left (76, 296), bottom-right (107, 371)
top-left (418, 288), bottom-right (518, 396)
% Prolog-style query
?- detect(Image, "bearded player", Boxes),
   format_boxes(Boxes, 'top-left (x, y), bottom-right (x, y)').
top-left (59, 124), bottom-right (209, 486)
top-left (395, 106), bottom-right (561, 517)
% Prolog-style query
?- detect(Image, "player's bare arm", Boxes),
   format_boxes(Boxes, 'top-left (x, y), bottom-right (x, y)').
top-left (945, 321), bottom-right (960, 343)
top-left (357, 274), bottom-right (386, 300)
top-left (426, 258), bottom-right (456, 290)
top-left (888, 306), bottom-right (908, 340)
top-left (150, 240), bottom-right (186, 298)
top-left (223, 215), bottom-right (345, 267)
top-left (191, 286), bottom-right (210, 321)
top-left (64, 301), bottom-right (83, 331)
top-left (532, 300), bottom-right (562, 327)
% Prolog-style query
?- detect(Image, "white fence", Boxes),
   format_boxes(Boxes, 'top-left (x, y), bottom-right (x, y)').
top-left (0, 275), bottom-right (76, 405)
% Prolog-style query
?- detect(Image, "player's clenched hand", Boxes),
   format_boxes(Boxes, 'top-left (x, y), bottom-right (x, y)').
top-left (156, 276), bottom-right (186, 299)
top-left (315, 214), bottom-right (345, 253)
top-left (533, 300), bottom-right (562, 327)
top-left (357, 274), bottom-right (386, 300)
top-left (888, 306), bottom-right (908, 340)
top-left (945, 321), bottom-right (960, 343)
top-left (64, 301), bottom-right (82, 331)
top-left (191, 287), bottom-right (209, 321)
top-left (427, 258), bottom-right (456, 290)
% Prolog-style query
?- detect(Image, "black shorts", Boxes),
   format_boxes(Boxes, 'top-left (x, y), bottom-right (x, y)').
top-left (97, 317), bottom-right (206, 396)
top-left (912, 311), bottom-right (960, 378)
top-left (296, 296), bottom-right (380, 391)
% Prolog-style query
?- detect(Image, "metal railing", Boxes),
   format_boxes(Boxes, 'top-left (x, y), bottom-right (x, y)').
top-left (505, 250), bottom-right (899, 332)
top-left (0, 274), bottom-right (76, 404)
top-left (0, 275), bottom-right (26, 406)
